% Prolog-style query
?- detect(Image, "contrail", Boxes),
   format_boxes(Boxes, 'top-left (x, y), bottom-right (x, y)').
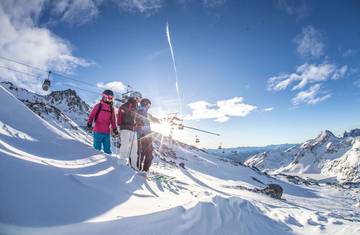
top-left (166, 22), bottom-right (182, 115)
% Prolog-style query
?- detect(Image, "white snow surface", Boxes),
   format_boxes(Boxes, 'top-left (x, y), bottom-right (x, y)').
top-left (0, 84), bottom-right (360, 235)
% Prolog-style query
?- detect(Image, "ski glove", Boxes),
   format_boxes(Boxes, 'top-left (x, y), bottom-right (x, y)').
top-left (112, 128), bottom-right (119, 137)
top-left (86, 122), bottom-right (92, 133)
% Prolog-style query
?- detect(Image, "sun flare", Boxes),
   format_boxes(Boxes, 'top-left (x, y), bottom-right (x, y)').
top-left (151, 119), bottom-right (173, 137)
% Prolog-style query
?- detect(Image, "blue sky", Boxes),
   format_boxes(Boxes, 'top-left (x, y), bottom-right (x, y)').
top-left (1, 0), bottom-right (360, 148)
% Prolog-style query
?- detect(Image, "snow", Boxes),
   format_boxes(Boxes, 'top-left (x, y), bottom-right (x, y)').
top-left (0, 81), bottom-right (91, 145)
top-left (208, 144), bottom-right (295, 163)
top-left (245, 130), bottom-right (354, 177)
top-left (322, 138), bottom-right (360, 182)
top-left (1, 84), bottom-right (360, 235)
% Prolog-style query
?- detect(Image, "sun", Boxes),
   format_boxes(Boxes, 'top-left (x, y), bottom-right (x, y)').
top-left (151, 119), bottom-right (173, 137)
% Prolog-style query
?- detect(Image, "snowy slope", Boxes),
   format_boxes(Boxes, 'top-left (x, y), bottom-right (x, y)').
top-left (1, 81), bottom-right (90, 127)
top-left (208, 144), bottom-right (295, 163)
top-left (244, 148), bottom-right (296, 172)
top-left (0, 84), bottom-right (360, 235)
top-left (245, 130), bottom-right (353, 175)
top-left (278, 130), bottom-right (351, 174)
top-left (344, 128), bottom-right (360, 138)
top-left (1, 81), bottom-right (91, 144)
top-left (322, 137), bottom-right (360, 182)
top-left (46, 89), bottom-right (90, 126)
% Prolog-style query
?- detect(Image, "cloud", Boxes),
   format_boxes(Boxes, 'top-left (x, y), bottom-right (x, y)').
top-left (354, 79), bottom-right (360, 88)
top-left (267, 63), bottom-right (347, 106)
top-left (52, 0), bottom-right (164, 24)
top-left (263, 107), bottom-right (274, 112)
top-left (0, 0), bottom-right (45, 25)
top-left (294, 26), bottom-right (325, 59)
top-left (145, 48), bottom-right (169, 60)
top-left (49, 0), bottom-right (167, 24)
top-left (46, 0), bottom-right (229, 26)
top-left (275, 0), bottom-right (309, 20)
top-left (267, 63), bottom-right (348, 91)
top-left (185, 97), bottom-right (257, 122)
top-left (51, 0), bottom-right (100, 25)
top-left (342, 48), bottom-right (357, 57)
top-left (0, 0), bottom-right (90, 93)
top-left (203, 0), bottom-right (227, 8)
top-left (114, 0), bottom-right (164, 15)
top-left (292, 84), bottom-right (331, 105)
top-left (97, 81), bottom-right (126, 93)
top-left (114, 0), bottom-right (227, 15)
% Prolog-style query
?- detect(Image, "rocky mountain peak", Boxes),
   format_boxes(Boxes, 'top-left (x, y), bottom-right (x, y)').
top-left (46, 89), bottom-right (90, 113)
top-left (315, 130), bottom-right (336, 143)
top-left (343, 128), bottom-right (360, 138)
top-left (1, 81), bottom-right (90, 127)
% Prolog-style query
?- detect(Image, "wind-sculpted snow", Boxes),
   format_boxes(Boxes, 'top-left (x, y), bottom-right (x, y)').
top-left (0, 84), bottom-right (359, 234)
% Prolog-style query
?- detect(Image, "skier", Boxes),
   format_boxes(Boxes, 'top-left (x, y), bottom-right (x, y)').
top-left (87, 90), bottom-right (118, 154)
top-left (117, 91), bottom-right (142, 170)
top-left (136, 98), bottom-right (161, 172)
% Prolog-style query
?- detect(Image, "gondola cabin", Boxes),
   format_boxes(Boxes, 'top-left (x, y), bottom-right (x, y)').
top-left (42, 79), bottom-right (51, 91)
top-left (42, 71), bottom-right (52, 91)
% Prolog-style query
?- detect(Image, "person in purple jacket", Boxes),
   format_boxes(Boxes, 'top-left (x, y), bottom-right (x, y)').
top-left (87, 90), bottom-right (118, 154)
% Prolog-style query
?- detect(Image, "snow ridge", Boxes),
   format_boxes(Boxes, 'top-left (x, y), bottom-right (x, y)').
top-left (245, 129), bottom-right (360, 182)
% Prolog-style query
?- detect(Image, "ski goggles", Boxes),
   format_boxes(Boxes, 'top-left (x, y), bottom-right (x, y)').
top-left (103, 94), bottom-right (114, 101)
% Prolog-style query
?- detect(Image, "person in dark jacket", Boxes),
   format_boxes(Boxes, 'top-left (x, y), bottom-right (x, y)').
top-left (117, 91), bottom-right (142, 169)
top-left (87, 90), bottom-right (118, 154)
top-left (136, 98), bottom-right (160, 172)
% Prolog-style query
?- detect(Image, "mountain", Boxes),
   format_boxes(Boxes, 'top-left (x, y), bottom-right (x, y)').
top-left (343, 128), bottom-right (360, 138)
top-left (0, 81), bottom-right (91, 144)
top-left (46, 89), bottom-right (90, 126)
top-left (245, 130), bottom-right (354, 176)
top-left (207, 144), bottom-right (296, 163)
top-left (322, 137), bottom-right (360, 182)
top-left (1, 83), bottom-right (359, 234)
top-left (280, 130), bottom-right (351, 174)
top-left (243, 148), bottom-right (296, 172)
top-left (1, 81), bottom-right (90, 126)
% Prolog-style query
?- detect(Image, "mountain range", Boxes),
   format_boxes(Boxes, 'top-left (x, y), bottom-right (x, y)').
top-left (245, 129), bottom-right (360, 182)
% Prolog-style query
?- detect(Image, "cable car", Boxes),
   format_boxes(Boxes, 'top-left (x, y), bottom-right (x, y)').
top-left (42, 71), bottom-right (52, 91)
top-left (42, 79), bottom-right (50, 91)
top-left (195, 136), bottom-right (200, 143)
top-left (178, 124), bottom-right (184, 130)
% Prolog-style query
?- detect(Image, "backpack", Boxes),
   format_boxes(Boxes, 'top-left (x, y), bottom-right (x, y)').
top-left (94, 103), bottom-right (114, 122)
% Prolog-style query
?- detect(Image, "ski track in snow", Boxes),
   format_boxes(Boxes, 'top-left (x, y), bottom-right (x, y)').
top-left (0, 84), bottom-right (360, 235)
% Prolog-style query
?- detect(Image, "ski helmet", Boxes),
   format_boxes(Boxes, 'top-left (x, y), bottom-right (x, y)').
top-left (102, 89), bottom-right (114, 103)
top-left (129, 91), bottom-right (142, 100)
top-left (128, 97), bottom-right (137, 105)
top-left (102, 89), bottom-right (114, 97)
top-left (140, 98), bottom-right (151, 106)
